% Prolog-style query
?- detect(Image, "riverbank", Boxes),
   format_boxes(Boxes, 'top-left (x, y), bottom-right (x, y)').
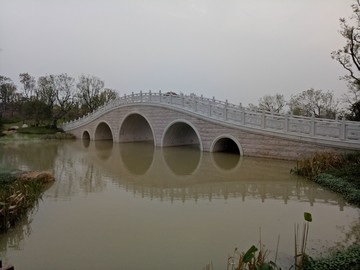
top-left (1, 126), bottom-right (75, 140)
top-left (0, 170), bottom-right (54, 233)
top-left (293, 151), bottom-right (360, 270)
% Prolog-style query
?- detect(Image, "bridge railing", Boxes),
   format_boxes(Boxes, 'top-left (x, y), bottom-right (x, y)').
top-left (62, 91), bottom-right (360, 144)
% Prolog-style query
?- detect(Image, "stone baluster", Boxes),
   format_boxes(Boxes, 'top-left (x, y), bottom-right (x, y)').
top-left (341, 118), bottom-right (346, 140)
top-left (284, 113), bottom-right (289, 133)
top-left (181, 93), bottom-right (184, 107)
top-left (131, 92), bottom-right (134, 103)
top-left (261, 111), bottom-right (265, 129)
top-left (140, 91), bottom-right (143, 102)
top-left (224, 99), bottom-right (228, 120)
top-left (208, 100), bottom-right (212, 116)
top-left (311, 114), bottom-right (315, 136)
top-left (149, 90), bottom-right (152, 102)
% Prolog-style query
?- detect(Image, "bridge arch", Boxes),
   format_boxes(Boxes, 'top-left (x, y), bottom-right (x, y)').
top-left (95, 121), bottom-right (113, 141)
top-left (119, 113), bottom-right (155, 144)
top-left (82, 130), bottom-right (90, 140)
top-left (162, 119), bottom-right (203, 150)
top-left (210, 135), bottom-right (243, 155)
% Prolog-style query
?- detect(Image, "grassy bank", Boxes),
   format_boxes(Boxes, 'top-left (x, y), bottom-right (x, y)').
top-left (292, 151), bottom-right (360, 270)
top-left (0, 170), bottom-right (54, 233)
top-left (1, 126), bottom-right (75, 140)
top-left (292, 151), bottom-right (360, 207)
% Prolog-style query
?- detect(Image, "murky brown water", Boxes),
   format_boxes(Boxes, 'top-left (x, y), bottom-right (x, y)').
top-left (0, 139), bottom-right (359, 270)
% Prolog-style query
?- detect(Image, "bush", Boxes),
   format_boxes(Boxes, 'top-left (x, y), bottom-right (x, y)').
top-left (304, 244), bottom-right (360, 270)
top-left (313, 174), bottom-right (360, 206)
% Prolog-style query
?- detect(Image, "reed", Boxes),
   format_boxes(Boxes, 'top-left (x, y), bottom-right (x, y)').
top-left (0, 174), bottom-right (45, 233)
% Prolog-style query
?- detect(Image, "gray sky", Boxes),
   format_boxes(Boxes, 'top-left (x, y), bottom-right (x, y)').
top-left (0, 0), bottom-right (354, 106)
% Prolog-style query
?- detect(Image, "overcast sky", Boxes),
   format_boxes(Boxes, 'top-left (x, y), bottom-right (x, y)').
top-left (0, 0), bottom-right (354, 105)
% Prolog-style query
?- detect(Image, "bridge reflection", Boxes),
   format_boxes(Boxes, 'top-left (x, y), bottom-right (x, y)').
top-left (62, 141), bottom-right (347, 210)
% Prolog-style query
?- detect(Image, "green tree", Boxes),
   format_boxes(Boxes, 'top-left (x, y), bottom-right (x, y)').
top-left (289, 89), bottom-right (339, 118)
top-left (346, 100), bottom-right (360, 120)
top-left (331, 0), bottom-right (360, 105)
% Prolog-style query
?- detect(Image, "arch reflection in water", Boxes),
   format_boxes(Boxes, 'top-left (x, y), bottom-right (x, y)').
top-left (211, 152), bottom-right (242, 171)
top-left (162, 146), bottom-right (201, 176)
top-left (82, 138), bottom-right (90, 148)
top-left (94, 140), bottom-right (114, 161)
top-left (119, 142), bottom-right (155, 175)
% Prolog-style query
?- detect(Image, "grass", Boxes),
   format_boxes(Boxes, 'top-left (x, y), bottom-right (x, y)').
top-left (17, 126), bottom-right (60, 135)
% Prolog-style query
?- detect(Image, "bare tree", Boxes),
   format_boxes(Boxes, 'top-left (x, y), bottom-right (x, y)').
top-left (289, 89), bottom-right (339, 118)
top-left (77, 75), bottom-right (105, 113)
top-left (331, 0), bottom-right (360, 105)
top-left (98, 88), bottom-right (118, 107)
top-left (0, 76), bottom-right (17, 110)
top-left (51, 74), bottom-right (77, 128)
top-left (19, 73), bottom-right (36, 99)
top-left (258, 93), bottom-right (286, 113)
top-left (37, 75), bottom-right (56, 108)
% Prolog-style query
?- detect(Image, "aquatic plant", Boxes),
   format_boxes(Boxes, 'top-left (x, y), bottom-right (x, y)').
top-left (0, 172), bottom-right (48, 233)
top-left (291, 151), bottom-right (360, 206)
top-left (313, 174), bottom-right (360, 206)
top-left (227, 229), bottom-right (282, 270)
top-left (294, 212), bottom-right (312, 270)
top-left (291, 152), bottom-right (343, 178)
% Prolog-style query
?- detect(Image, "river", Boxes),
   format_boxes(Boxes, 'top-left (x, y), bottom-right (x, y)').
top-left (0, 139), bottom-right (359, 270)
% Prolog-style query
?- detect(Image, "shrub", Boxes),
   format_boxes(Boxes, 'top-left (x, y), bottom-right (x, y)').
top-left (304, 244), bottom-right (360, 270)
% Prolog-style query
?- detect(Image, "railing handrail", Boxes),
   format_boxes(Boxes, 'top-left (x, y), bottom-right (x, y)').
top-left (62, 91), bottom-right (360, 145)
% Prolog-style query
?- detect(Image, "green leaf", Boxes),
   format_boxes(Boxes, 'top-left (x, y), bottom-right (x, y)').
top-left (243, 245), bottom-right (258, 263)
top-left (304, 212), bottom-right (312, 222)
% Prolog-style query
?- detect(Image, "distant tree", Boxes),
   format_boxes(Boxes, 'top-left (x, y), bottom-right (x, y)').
top-left (37, 75), bottom-right (56, 108)
top-left (77, 75), bottom-right (105, 113)
top-left (258, 93), bottom-right (286, 113)
top-left (0, 76), bottom-right (17, 111)
top-left (289, 89), bottom-right (339, 118)
top-left (331, 0), bottom-right (360, 106)
top-left (97, 88), bottom-right (118, 107)
top-left (19, 73), bottom-right (36, 99)
top-left (51, 73), bottom-right (77, 128)
top-left (345, 100), bottom-right (360, 120)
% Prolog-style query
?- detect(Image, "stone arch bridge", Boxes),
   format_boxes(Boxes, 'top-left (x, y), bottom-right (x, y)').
top-left (62, 91), bottom-right (360, 160)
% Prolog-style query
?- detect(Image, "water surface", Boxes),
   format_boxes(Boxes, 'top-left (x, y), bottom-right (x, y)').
top-left (0, 140), bottom-right (359, 270)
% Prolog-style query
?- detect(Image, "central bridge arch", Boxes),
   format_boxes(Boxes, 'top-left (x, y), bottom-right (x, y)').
top-left (162, 120), bottom-right (203, 150)
top-left (119, 113), bottom-right (155, 144)
top-left (95, 122), bottom-right (113, 141)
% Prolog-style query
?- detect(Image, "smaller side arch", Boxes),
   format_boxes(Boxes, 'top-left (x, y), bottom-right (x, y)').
top-left (210, 135), bottom-right (243, 155)
top-left (82, 130), bottom-right (90, 140)
top-left (161, 119), bottom-right (203, 151)
top-left (95, 121), bottom-right (113, 141)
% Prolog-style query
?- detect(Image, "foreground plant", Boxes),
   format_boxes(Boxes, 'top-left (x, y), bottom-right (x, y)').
top-left (294, 212), bottom-right (312, 270)
top-left (227, 229), bottom-right (282, 270)
top-left (0, 171), bottom-right (54, 233)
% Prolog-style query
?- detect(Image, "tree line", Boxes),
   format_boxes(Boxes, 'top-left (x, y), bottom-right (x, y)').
top-left (0, 73), bottom-right (118, 129)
